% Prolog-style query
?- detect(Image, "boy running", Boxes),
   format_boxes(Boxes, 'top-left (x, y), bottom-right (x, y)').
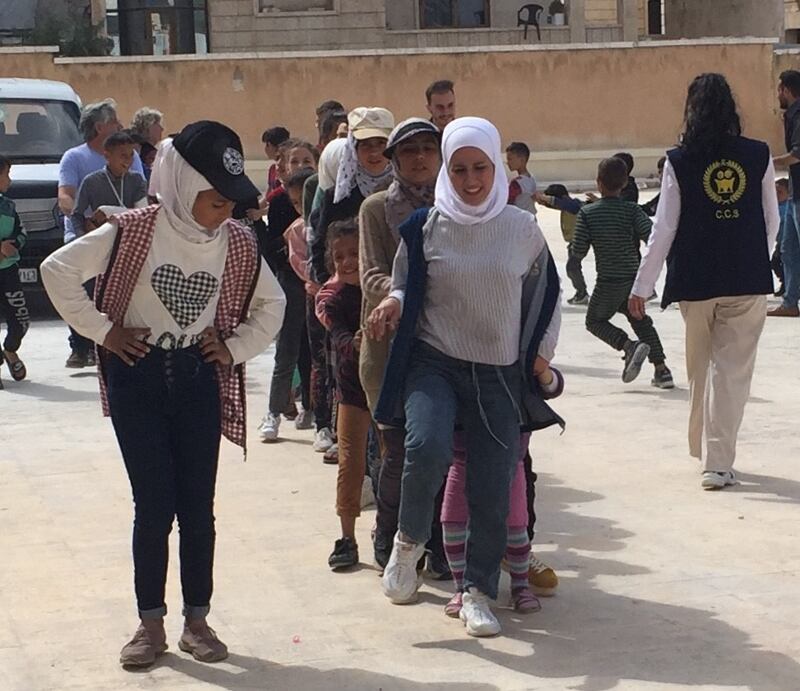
top-left (571, 158), bottom-right (673, 388)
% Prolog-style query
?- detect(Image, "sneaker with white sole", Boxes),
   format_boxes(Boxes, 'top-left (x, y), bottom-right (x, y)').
top-left (459, 588), bottom-right (501, 637)
top-left (360, 476), bottom-right (376, 509)
top-left (622, 340), bottom-right (650, 383)
top-left (382, 533), bottom-right (425, 604)
top-left (701, 470), bottom-right (737, 490)
top-left (529, 555), bottom-right (559, 596)
top-left (652, 366), bottom-right (675, 390)
top-left (313, 427), bottom-right (334, 452)
top-left (295, 409), bottom-right (315, 430)
top-left (258, 413), bottom-right (280, 443)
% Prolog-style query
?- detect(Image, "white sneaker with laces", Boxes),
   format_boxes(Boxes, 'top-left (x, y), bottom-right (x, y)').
top-left (295, 409), bottom-right (315, 430)
top-left (313, 427), bottom-right (334, 452)
top-left (258, 413), bottom-right (280, 443)
top-left (360, 476), bottom-right (376, 509)
top-left (701, 470), bottom-right (737, 490)
top-left (382, 533), bottom-right (425, 604)
top-left (459, 588), bottom-right (501, 637)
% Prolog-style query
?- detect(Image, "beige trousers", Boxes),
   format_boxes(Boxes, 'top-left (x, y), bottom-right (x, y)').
top-left (680, 295), bottom-right (766, 472)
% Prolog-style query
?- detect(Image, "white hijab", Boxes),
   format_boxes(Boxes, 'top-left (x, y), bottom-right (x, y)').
top-left (434, 117), bottom-right (509, 226)
top-left (148, 138), bottom-right (218, 243)
top-left (317, 137), bottom-right (347, 191)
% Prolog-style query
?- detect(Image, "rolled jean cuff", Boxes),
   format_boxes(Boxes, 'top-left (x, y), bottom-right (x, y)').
top-left (139, 605), bottom-right (167, 620)
top-left (398, 520), bottom-right (430, 546)
top-left (182, 604), bottom-right (210, 619)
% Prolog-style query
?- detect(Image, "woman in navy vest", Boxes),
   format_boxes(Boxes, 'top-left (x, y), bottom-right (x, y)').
top-left (629, 73), bottom-right (780, 491)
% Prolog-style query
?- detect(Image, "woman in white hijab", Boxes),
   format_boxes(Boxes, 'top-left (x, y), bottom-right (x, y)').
top-left (367, 117), bottom-right (563, 638)
top-left (42, 122), bottom-right (286, 669)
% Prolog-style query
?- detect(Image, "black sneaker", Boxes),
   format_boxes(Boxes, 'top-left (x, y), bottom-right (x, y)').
top-left (567, 292), bottom-right (589, 305)
top-left (373, 531), bottom-right (393, 570)
top-left (65, 350), bottom-right (88, 368)
top-left (86, 350), bottom-right (96, 367)
top-left (622, 341), bottom-right (650, 383)
top-left (652, 367), bottom-right (675, 390)
top-left (328, 537), bottom-right (359, 571)
top-left (426, 551), bottom-right (453, 581)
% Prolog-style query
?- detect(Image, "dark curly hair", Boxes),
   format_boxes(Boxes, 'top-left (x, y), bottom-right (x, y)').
top-left (680, 73), bottom-right (742, 156)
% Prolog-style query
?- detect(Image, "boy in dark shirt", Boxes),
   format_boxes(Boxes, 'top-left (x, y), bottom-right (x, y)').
top-left (0, 155), bottom-right (29, 388)
top-left (71, 132), bottom-right (147, 235)
top-left (614, 151), bottom-right (639, 203)
top-left (571, 157), bottom-right (673, 388)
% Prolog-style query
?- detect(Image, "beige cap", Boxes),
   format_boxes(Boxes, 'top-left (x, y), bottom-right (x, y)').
top-left (348, 106), bottom-right (395, 141)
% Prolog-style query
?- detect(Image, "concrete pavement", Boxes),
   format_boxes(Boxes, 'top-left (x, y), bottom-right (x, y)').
top-left (2, 199), bottom-right (800, 690)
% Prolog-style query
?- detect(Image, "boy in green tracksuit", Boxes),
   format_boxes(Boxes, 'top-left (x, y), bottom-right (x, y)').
top-left (570, 157), bottom-right (673, 388)
top-left (0, 155), bottom-right (29, 389)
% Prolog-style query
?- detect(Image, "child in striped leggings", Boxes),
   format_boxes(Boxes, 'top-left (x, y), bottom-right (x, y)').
top-left (440, 367), bottom-right (564, 617)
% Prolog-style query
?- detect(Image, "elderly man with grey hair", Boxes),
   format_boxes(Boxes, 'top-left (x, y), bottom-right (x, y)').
top-left (56, 98), bottom-right (146, 368)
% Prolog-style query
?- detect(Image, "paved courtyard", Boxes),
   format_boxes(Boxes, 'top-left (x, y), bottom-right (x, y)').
top-left (2, 199), bottom-right (799, 690)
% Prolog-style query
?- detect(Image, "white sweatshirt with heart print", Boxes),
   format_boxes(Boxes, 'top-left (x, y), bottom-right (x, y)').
top-left (41, 209), bottom-right (286, 365)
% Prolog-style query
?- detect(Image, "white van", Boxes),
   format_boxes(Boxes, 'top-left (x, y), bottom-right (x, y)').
top-left (0, 78), bottom-right (82, 313)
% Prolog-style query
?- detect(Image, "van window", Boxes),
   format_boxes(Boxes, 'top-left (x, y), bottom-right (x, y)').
top-left (0, 99), bottom-right (82, 162)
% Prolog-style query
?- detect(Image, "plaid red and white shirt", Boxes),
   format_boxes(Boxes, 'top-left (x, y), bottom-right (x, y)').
top-left (95, 205), bottom-right (260, 452)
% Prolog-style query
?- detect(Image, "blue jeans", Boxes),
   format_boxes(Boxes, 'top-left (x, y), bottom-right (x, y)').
top-left (106, 345), bottom-right (221, 620)
top-left (781, 200), bottom-right (800, 309)
top-left (399, 341), bottom-right (522, 599)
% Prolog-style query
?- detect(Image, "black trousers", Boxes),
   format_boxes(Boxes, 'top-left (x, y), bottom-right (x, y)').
top-left (0, 265), bottom-right (29, 358)
top-left (106, 345), bottom-right (221, 619)
top-left (68, 279), bottom-right (96, 355)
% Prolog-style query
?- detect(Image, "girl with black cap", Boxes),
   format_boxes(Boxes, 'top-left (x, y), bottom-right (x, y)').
top-left (42, 121), bottom-right (286, 668)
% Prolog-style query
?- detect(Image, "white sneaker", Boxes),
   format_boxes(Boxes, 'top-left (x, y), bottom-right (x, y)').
top-left (295, 408), bottom-right (315, 430)
top-left (382, 533), bottom-right (425, 604)
top-left (360, 476), bottom-right (376, 509)
top-left (313, 427), bottom-right (334, 452)
top-left (258, 413), bottom-right (280, 443)
top-left (701, 470), bottom-right (737, 490)
top-left (459, 588), bottom-right (501, 637)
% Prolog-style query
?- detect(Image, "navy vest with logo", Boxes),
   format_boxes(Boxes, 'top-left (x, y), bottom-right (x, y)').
top-left (663, 136), bottom-right (773, 306)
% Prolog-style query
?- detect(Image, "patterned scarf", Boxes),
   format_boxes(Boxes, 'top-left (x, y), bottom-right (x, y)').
top-left (384, 172), bottom-right (436, 239)
top-left (334, 132), bottom-right (393, 204)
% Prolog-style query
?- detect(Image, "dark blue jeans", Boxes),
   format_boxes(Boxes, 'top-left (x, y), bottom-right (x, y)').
top-left (400, 341), bottom-right (522, 599)
top-left (106, 345), bottom-right (221, 620)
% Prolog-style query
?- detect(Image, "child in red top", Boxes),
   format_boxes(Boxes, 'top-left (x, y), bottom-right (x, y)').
top-left (316, 218), bottom-right (371, 571)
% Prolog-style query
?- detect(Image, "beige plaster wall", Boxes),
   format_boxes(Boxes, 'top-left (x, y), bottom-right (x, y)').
top-left (0, 42), bottom-right (784, 176)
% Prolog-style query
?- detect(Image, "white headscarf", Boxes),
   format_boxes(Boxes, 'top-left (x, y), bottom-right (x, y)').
top-left (148, 138), bottom-right (218, 243)
top-left (434, 117), bottom-right (509, 226)
top-left (317, 137), bottom-right (347, 191)
top-left (333, 132), bottom-right (393, 204)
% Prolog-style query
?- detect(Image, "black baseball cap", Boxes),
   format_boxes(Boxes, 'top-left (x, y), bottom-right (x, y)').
top-left (173, 120), bottom-right (259, 203)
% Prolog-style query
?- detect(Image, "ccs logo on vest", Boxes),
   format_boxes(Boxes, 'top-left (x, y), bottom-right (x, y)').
top-left (703, 160), bottom-right (747, 219)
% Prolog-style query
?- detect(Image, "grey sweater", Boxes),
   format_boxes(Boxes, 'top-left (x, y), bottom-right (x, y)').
top-left (390, 205), bottom-right (560, 366)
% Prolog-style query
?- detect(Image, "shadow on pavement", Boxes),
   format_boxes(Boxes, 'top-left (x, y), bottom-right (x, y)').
top-left (2, 380), bottom-right (99, 403)
top-left (734, 472), bottom-right (800, 505)
top-left (415, 475), bottom-right (800, 691)
top-left (152, 652), bottom-right (499, 690)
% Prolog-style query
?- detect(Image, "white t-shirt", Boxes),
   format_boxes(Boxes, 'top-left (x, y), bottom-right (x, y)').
top-left (41, 208), bottom-right (286, 364)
